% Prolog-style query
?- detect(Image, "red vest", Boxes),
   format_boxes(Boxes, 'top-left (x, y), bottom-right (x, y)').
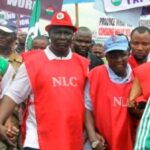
top-left (128, 55), bottom-right (149, 143)
top-left (134, 62), bottom-right (150, 100)
top-left (89, 65), bottom-right (133, 150)
top-left (128, 54), bottom-right (139, 69)
top-left (22, 50), bottom-right (89, 150)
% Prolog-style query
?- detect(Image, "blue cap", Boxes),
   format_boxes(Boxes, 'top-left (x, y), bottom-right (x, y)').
top-left (0, 19), bottom-right (17, 33)
top-left (104, 35), bottom-right (129, 53)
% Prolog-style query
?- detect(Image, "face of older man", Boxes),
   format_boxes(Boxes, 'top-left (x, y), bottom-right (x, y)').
top-left (49, 26), bottom-right (73, 57)
top-left (106, 50), bottom-right (129, 77)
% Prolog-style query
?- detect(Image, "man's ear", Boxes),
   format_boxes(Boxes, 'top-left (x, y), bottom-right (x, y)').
top-left (48, 31), bottom-right (51, 38)
top-left (105, 53), bottom-right (109, 60)
top-left (72, 32), bottom-right (76, 41)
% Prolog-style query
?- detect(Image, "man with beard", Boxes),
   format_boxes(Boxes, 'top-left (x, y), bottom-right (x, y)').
top-left (128, 26), bottom-right (150, 142)
top-left (72, 27), bottom-right (104, 70)
top-left (128, 62), bottom-right (150, 149)
top-left (129, 26), bottom-right (150, 69)
top-left (85, 35), bottom-right (133, 150)
top-left (0, 11), bottom-right (89, 150)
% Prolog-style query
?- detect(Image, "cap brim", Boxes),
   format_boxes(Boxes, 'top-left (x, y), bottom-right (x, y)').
top-left (45, 24), bottom-right (77, 33)
top-left (0, 26), bottom-right (13, 33)
top-left (105, 46), bottom-right (128, 54)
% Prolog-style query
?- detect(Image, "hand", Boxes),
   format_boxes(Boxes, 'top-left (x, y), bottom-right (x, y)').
top-left (92, 144), bottom-right (103, 150)
top-left (0, 124), bottom-right (16, 147)
top-left (4, 117), bottom-right (19, 144)
top-left (128, 100), bottom-right (135, 108)
top-left (6, 126), bottom-right (19, 143)
top-left (91, 132), bottom-right (108, 150)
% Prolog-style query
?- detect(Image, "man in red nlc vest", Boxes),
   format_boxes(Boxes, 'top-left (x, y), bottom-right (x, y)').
top-left (85, 35), bottom-right (133, 150)
top-left (128, 62), bottom-right (150, 149)
top-left (128, 26), bottom-right (150, 143)
top-left (0, 11), bottom-right (89, 150)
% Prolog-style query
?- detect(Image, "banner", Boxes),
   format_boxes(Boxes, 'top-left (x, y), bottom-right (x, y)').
top-left (139, 19), bottom-right (150, 28)
top-left (94, 0), bottom-right (143, 27)
top-left (97, 17), bottom-right (133, 38)
top-left (8, 13), bottom-right (30, 28)
top-left (103, 0), bottom-right (150, 12)
top-left (0, 0), bottom-right (63, 20)
top-left (63, 0), bottom-right (94, 4)
top-left (0, 11), bottom-right (29, 28)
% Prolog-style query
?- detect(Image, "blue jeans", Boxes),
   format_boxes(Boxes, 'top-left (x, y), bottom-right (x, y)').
top-left (23, 148), bottom-right (39, 150)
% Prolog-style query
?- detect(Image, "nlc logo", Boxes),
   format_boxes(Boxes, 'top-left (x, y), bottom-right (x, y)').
top-left (52, 76), bottom-right (78, 87)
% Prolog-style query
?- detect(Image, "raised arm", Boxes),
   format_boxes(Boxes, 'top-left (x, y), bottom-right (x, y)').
top-left (128, 77), bottom-right (142, 107)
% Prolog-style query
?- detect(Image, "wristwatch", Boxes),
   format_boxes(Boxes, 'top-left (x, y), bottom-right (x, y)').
top-left (91, 140), bottom-right (100, 148)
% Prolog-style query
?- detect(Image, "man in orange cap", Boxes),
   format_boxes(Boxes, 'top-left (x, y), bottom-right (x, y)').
top-left (0, 11), bottom-right (89, 150)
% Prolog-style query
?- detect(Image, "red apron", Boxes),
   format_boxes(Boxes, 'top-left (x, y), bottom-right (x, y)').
top-left (128, 53), bottom-right (139, 69)
top-left (22, 50), bottom-right (89, 150)
top-left (128, 55), bottom-right (148, 142)
top-left (89, 65), bottom-right (133, 150)
top-left (134, 62), bottom-right (150, 100)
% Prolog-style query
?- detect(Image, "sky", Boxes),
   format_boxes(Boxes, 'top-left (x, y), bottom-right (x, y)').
top-left (62, 2), bottom-right (102, 31)
top-left (40, 2), bottom-right (103, 34)
top-left (39, 2), bottom-right (150, 34)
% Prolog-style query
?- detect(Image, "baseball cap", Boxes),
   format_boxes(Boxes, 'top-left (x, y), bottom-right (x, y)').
top-left (104, 35), bottom-right (129, 53)
top-left (45, 11), bottom-right (77, 32)
top-left (0, 19), bottom-right (17, 33)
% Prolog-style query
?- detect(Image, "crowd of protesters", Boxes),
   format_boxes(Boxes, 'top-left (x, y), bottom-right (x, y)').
top-left (0, 11), bottom-right (149, 150)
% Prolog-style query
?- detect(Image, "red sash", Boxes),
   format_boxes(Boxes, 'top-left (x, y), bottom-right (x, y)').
top-left (89, 65), bottom-right (133, 150)
top-left (23, 50), bottom-right (89, 150)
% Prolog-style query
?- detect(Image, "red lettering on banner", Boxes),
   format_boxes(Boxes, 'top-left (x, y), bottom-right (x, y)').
top-left (98, 27), bottom-right (114, 36)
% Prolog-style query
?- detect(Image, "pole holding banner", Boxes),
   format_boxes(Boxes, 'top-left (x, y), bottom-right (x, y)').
top-left (75, 3), bottom-right (79, 27)
top-left (16, 14), bottom-right (20, 31)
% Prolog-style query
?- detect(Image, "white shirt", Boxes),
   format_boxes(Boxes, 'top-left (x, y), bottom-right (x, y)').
top-left (0, 64), bottom-right (15, 99)
top-left (5, 47), bottom-right (72, 149)
top-left (147, 53), bottom-right (150, 62)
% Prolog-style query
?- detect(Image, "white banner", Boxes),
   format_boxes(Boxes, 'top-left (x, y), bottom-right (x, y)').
top-left (94, 0), bottom-right (143, 26)
top-left (97, 17), bottom-right (133, 38)
top-left (104, 0), bottom-right (150, 12)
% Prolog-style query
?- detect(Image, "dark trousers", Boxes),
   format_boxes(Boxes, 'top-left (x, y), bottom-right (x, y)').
top-left (23, 148), bottom-right (39, 150)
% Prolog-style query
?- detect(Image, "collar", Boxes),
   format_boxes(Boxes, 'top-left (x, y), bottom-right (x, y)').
top-left (44, 47), bottom-right (72, 60)
top-left (105, 64), bottom-right (132, 84)
top-left (147, 53), bottom-right (150, 62)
